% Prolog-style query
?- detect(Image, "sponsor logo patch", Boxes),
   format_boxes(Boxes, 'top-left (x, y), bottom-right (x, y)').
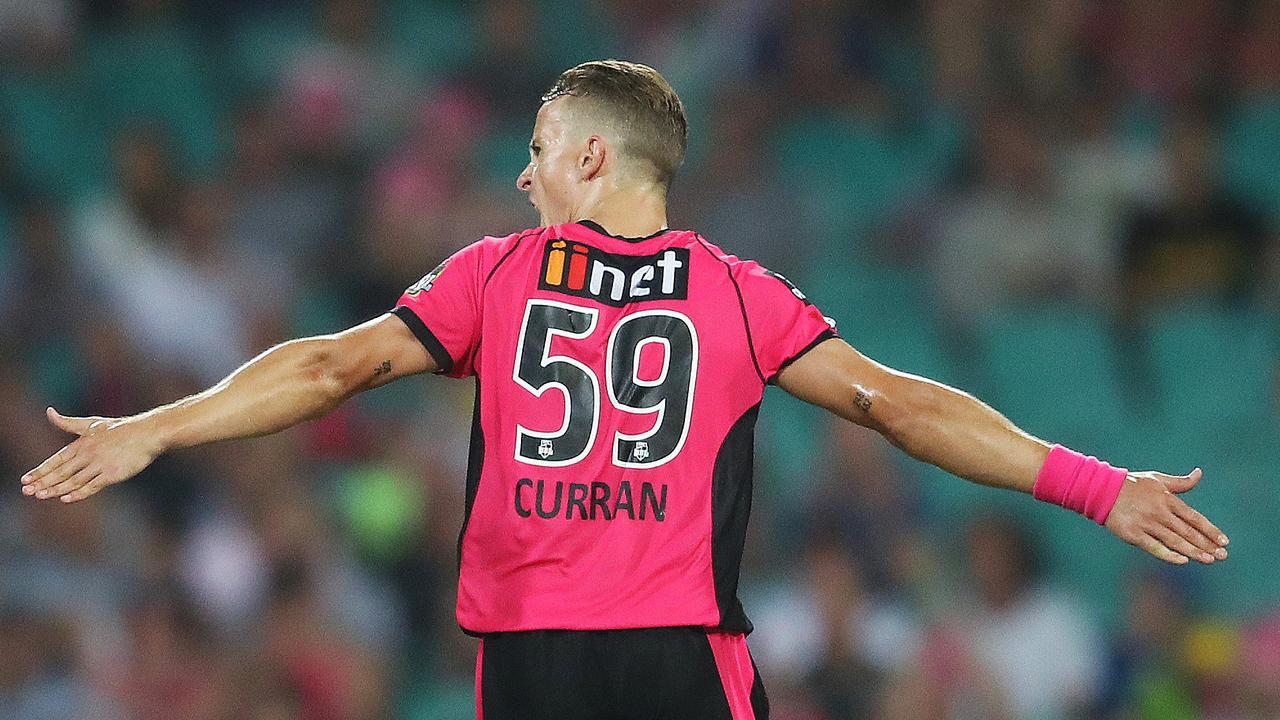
top-left (406, 258), bottom-right (450, 296)
top-left (539, 239), bottom-right (689, 307)
top-left (765, 269), bottom-right (810, 304)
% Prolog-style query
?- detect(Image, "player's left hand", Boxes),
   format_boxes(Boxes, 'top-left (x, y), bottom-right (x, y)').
top-left (19, 407), bottom-right (163, 503)
top-left (1104, 468), bottom-right (1229, 565)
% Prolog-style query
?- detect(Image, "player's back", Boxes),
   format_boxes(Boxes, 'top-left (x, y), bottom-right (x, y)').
top-left (393, 220), bottom-right (835, 635)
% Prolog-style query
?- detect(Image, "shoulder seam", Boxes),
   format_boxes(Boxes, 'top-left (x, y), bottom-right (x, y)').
top-left (483, 228), bottom-right (540, 291)
top-left (693, 234), bottom-right (765, 384)
top-left (474, 228), bottom-right (539, 367)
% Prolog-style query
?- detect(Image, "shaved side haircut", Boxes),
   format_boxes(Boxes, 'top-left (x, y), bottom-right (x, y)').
top-left (542, 60), bottom-right (688, 189)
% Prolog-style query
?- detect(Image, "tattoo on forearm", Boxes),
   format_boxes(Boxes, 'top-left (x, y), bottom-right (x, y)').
top-left (853, 389), bottom-right (872, 413)
top-left (373, 360), bottom-right (392, 377)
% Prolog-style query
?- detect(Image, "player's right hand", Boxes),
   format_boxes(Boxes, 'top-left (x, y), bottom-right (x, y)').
top-left (19, 407), bottom-right (164, 503)
top-left (1104, 467), bottom-right (1229, 565)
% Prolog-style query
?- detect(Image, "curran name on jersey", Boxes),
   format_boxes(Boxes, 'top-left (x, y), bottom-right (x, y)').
top-left (514, 477), bottom-right (668, 522)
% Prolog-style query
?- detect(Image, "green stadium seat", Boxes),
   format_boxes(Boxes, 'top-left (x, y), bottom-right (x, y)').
top-left (400, 676), bottom-right (475, 720)
top-left (289, 281), bottom-right (353, 338)
top-left (225, 6), bottom-right (315, 96)
top-left (976, 305), bottom-right (1130, 451)
top-left (385, 0), bottom-right (479, 78)
top-left (754, 386), bottom-right (831, 501)
top-left (1114, 98), bottom-right (1167, 150)
top-left (801, 263), bottom-right (960, 385)
top-left (25, 337), bottom-right (85, 412)
top-left (1202, 427), bottom-right (1280, 614)
top-left (476, 122), bottom-right (534, 190)
top-left (773, 114), bottom-right (906, 249)
top-left (534, 0), bottom-right (615, 71)
top-left (0, 202), bottom-right (12, 267)
top-left (773, 110), bottom-right (962, 253)
top-left (85, 21), bottom-right (223, 176)
top-left (0, 73), bottom-right (110, 198)
top-left (1223, 97), bottom-right (1280, 222)
top-left (1146, 303), bottom-right (1278, 434)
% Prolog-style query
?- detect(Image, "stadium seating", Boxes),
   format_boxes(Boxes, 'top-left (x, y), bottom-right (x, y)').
top-left (801, 262), bottom-right (959, 385)
top-left (0, 72), bottom-right (110, 198)
top-left (85, 18), bottom-right (223, 177)
top-left (3, 5), bottom-right (1277, 715)
top-left (1146, 302), bottom-right (1278, 435)
top-left (385, 0), bottom-right (480, 78)
top-left (226, 6), bottom-right (314, 95)
top-left (1223, 96), bottom-right (1280, 222)
top-left (781, 117), bottom-right (905, 246)
top-left (976, 304), bottom-right (1131, 453)
top-left (477, 122), bottom-right (536, 189)
top-left (0, 203), bottom-right (11, 268)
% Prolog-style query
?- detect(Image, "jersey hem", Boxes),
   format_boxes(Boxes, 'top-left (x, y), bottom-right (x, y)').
top-left (459, 619), bottom-right (752, 638)
top-left (391, 305), bottom-right (455, 374)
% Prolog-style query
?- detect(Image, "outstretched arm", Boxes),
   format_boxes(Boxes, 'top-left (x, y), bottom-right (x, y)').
top-left (20, 313), bottom-right (433, 503)
top-left (775, 337), bottom-right (1229, 565)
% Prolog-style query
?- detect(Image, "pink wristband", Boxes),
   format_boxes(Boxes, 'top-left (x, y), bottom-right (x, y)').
top-left (1033, 445), bottom-right (1128, 525)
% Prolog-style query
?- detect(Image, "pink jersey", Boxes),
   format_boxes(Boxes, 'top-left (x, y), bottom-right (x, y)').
top-left (393, 220), bottom-right (837, 635)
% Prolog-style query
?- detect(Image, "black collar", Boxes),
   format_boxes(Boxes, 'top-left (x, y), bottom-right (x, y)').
top-left (576, 219), bottom-right (669, 242)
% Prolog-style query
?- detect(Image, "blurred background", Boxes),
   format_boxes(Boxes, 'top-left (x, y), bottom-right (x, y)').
top-left (0, 0), bottom-right (1278, 718)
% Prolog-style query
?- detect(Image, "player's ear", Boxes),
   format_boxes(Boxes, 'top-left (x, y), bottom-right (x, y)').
top-left (580, 135), bottom-right (606, 181)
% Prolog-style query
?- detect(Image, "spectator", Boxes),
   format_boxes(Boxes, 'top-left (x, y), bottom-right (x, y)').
top-left (71, 127), bottom-right (252, 382)
top-left (931, 105), bottom-right (1115, 336)
top-left (1119, 113), bottom-right (1270, 315)
top-left (103, 594), bottom-right (226, 720)
top-left (1096, 571), bottom-right (1199, 719)
top-left (1240, 612), bottom-right (1280, 720)
top-left (747, 540), bottom-right (922, 719)
top-left (949, 516), bottom-right (1103, 720)
top-left (0, 607), bottom-right (115, 720)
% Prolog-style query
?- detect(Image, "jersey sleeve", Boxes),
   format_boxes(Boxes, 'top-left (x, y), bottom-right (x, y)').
top-left (391, 238), bottom-right (490, 378)
top-left (734, 261), bottom-right (838, 383)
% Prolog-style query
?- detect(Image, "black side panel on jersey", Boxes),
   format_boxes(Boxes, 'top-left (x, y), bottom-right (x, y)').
top-left (711, 403), bottom-right (762, 633)
top-left (456, 229), bottom-right (529, 637)
top-left (458, 379), bottom-right (485, 637)
top-left (750, 655), bottom-right (770, 718)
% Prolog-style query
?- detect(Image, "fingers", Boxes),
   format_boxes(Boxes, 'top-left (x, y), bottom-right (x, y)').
top-left (1149, 523), bottom-right (1214, 565)
top-left (1169, 513), bottom-right (1228, 561)
top-left (1161, 467), bottom-right (1202, 494)
top-left (61, 476), bottom-right (111, 503)
top-left (39, 465), bottom-right (102, 502)
top-left (20, 412), bottom-right (139, 504)
top-left (21, 444), bottom-right (77, 487)
top-left (1106, 469), bottom-right (1230, 568)
top-left (1139, 533), bottom-right (1189, 565)
top-left (1172, 500), bottom-right (1229, 547)
top-left (22, 452), bottom-right (89, 498)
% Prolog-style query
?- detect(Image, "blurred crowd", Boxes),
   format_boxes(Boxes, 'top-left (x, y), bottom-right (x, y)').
top-left (1, 0), bottom-right (1278, 718)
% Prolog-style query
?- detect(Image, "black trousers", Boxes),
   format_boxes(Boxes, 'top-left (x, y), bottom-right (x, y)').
top-left (475, 627), bottom-right (769, 720)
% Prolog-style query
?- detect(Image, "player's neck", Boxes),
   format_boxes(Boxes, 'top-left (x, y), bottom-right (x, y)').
top-left (572, 183), bottom-right (669, 239)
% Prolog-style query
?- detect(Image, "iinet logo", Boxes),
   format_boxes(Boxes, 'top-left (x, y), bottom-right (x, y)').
top-left (538, 239), bottom-right (690, 307)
